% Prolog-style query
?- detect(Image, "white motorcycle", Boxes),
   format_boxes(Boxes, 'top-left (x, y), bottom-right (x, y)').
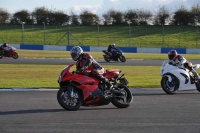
top-left (160, 60), bottom-right (200, 94)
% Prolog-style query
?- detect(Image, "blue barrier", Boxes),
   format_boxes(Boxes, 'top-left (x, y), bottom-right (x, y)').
top-left (67, 46), bottom-right (90, 51)
top-left (116, 47), bottom-right (137, 53)
top-left (15, 44), bottom-right (200, 54)
top-left (20, 44), bottom-right (44, 50)
top-left (161, 48), bottom-right (186, 54)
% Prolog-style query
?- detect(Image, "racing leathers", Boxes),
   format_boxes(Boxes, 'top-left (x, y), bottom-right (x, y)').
top-left (169, 54), bottom-right (200, 81)
top-left (76, 53), bottom-right (113, 90)
top-left (0, 45), bottom-right (11, 56)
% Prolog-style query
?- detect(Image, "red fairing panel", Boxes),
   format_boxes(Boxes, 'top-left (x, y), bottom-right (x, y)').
top-left (104, 69), bottom-right (120, 79)
top-left (75, 76), bottom-right (99, 100)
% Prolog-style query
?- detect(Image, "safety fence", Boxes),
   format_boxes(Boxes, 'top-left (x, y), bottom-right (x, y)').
top-left (0, 24), bottom-right (199, 48)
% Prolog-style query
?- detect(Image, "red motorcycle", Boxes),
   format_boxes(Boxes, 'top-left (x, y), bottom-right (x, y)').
top-left (57, 64), bottom-right (132, 111)
top-left (0, 47), bottom-right (18, 59)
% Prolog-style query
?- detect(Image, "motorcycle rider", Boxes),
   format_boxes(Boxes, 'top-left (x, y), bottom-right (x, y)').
top-left (70, 46), bottom-right (113, 90)
top-left (107, 43), bottom-right (116, 56)
top-left (0, 43), bottom-right (11, 56)
top-left (168, 49), bottom-right (200, 82)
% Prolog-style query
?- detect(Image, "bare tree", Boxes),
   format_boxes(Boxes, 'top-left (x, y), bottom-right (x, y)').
top-left (137, 9), bottom-right (152, 25)
top-left (69, 10), bottom-right (80, 25)
top-left (79, 9), bottom-right (99, 25)
top-left (171, 6), bottom-right (194, 25)
top-left (154, 5), bottom-right (170, 25)
top-left (32, 7), bottom-right (49, 25)
top-left (11, 10), bottom-right (32, 24)
top-left (53, 10), bottom-right (69, 25)
top-left (191, 4), bottom-right (200, 24)
top-left (102, 9), bottom-right (124, 25)
top-left (124, 9), bottom-right (138, 25)
top-left (0, 8), bottom-right (10, 24)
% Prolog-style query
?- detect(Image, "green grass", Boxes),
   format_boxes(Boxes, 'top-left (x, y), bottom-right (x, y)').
top-left (0, 64), bottom-right (160, 88)
top-left (1, 50), bottom-right (200, 89)
top-left (0, 64), bottom-right (200, 89)
top-left (0, 24), bottom-right (199, 48)
top-left (17, 50), bottom-right (200, 60)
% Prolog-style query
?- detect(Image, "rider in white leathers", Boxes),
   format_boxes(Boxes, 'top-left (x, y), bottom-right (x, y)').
top-left (168, 50), bottom-right (200, 82)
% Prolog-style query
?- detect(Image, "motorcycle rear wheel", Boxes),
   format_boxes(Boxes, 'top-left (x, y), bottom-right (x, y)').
top-left (111, 84), bottom-right (132, 108)
top-left (119, 55), bottom-right (126, 62)
top-left (104, 55), bottom-right (111, 62)
top-left (57, 87), bottom-right (82, 111)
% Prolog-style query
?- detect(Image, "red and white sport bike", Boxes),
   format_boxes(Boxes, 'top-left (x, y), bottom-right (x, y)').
top-left (0, 46), bottom-right (18, 59)
top-left (57, 64), bottom-right (133, 111)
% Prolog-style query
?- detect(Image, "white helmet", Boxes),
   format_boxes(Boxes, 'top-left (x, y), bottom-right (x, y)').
top-left (70, 46), bottom-right (83, 61)
top-left (111, 43), bottom-right (115, 47)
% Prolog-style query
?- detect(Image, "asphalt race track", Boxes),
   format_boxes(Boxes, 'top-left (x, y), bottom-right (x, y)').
top-left (1, 58), bottom-right (200, 133)
top-left (1, 57), bottom-right (200, 66)
top-left (0, 89), bottom-right (200, 133)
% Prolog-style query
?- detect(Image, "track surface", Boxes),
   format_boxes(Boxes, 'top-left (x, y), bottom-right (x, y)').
top-left (0, 88), bottom-right (200, 133)
top-left (1, 58), bottom-right (200, 66)
top-left (1, 58), bottom-right (200, 133)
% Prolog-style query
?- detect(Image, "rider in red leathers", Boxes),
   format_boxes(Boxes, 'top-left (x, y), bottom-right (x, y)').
top-left (70, 46), bottom-right (113, 90)
top-left (0, 43), bottom-right (11, 56)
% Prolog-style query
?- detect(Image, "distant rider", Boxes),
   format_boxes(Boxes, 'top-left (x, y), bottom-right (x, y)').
top-left (70, 46), bottom-right (113, 90)
top-left (0, 43), bottom-right (11, 56)
top-left (107, 43), bottom-right (116, 56)
top-left (168, 49), bottom-right (200, 82)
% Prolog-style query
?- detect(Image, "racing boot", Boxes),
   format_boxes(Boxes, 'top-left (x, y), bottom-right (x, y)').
top-left (105, 79), bottom-right (113, 90)
top-left (191, 70), bottom-right (200, 83)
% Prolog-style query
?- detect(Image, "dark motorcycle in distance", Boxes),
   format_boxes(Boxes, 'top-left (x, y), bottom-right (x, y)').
top-left (0, 47), bottom-right (18, 59)
top-left (57, 63), bottom-right (132, 111)
top-left (102, 48), bottom-right (126, 62)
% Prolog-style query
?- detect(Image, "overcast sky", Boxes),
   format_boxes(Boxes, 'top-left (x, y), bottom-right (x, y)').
top-left (1, 0), bottom-right (200, 15)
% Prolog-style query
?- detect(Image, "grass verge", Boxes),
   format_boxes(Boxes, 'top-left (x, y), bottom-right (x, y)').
top-left (0, 64), bottom-right (164, 89)
top-left (17, 50), bottom-right (200, 60)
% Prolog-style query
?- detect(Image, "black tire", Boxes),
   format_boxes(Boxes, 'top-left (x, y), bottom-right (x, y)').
top-left (119, 55), bottom-right (126, 62)
top-left (0, 51), bottom-right (3, 59)
top-left (161, 75), bottom-right (178, 94)
top-left (104, 55), bottom-right (111, 62)
top-left (57, 87), bottom-right (82, 111)
top-left (195, 83), bottom-right (200, 92)
top-left (111, 84), bottom-right (132, 108)
top-left (13, 53), bottom-right (18, 59)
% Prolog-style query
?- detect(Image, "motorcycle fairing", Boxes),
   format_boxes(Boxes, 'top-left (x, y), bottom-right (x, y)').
top-left (161, 62), bottom-right (196, 91)
top-left (104, 69), bottom-right (120, 79)
top-left (59, 64), bottom-right (103, 100)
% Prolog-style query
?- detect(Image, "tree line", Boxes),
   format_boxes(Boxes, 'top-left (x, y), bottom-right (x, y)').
top-left (0, 4), bottom-right (200, 26)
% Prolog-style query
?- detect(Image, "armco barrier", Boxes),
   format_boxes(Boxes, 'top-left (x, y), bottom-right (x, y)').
top-left (5, 44), bottom-right (200, 54)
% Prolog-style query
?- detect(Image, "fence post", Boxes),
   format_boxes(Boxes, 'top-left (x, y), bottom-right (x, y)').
top-left (68, 25), bottom-right (70, 46)
top-left (21, 22), bottom-right (25, 44)
top-left (196, 25), bottom-right (199, 48)
top-left (162, 24), bottom-right (164, 47)
top-left (97, 23), bottom-right (100, 46)
top-left (42, 22), bottom-right (46, 45)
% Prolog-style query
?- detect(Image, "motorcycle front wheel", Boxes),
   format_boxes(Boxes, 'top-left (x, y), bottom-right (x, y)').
top-left (13, 53), bottom-right (18, 59)
top-left (0, 51), bottom-right (3, 59)
top-left (111, 84), bottom-right (132, 108)
top-left (119, 55), bottom-right (126, 62)
top-left (104, 55), bottom-right (111, 62)
top-left (161, 76), bottom-right (178, 94)
top-left (57, 87), bottom-right (82, 111)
